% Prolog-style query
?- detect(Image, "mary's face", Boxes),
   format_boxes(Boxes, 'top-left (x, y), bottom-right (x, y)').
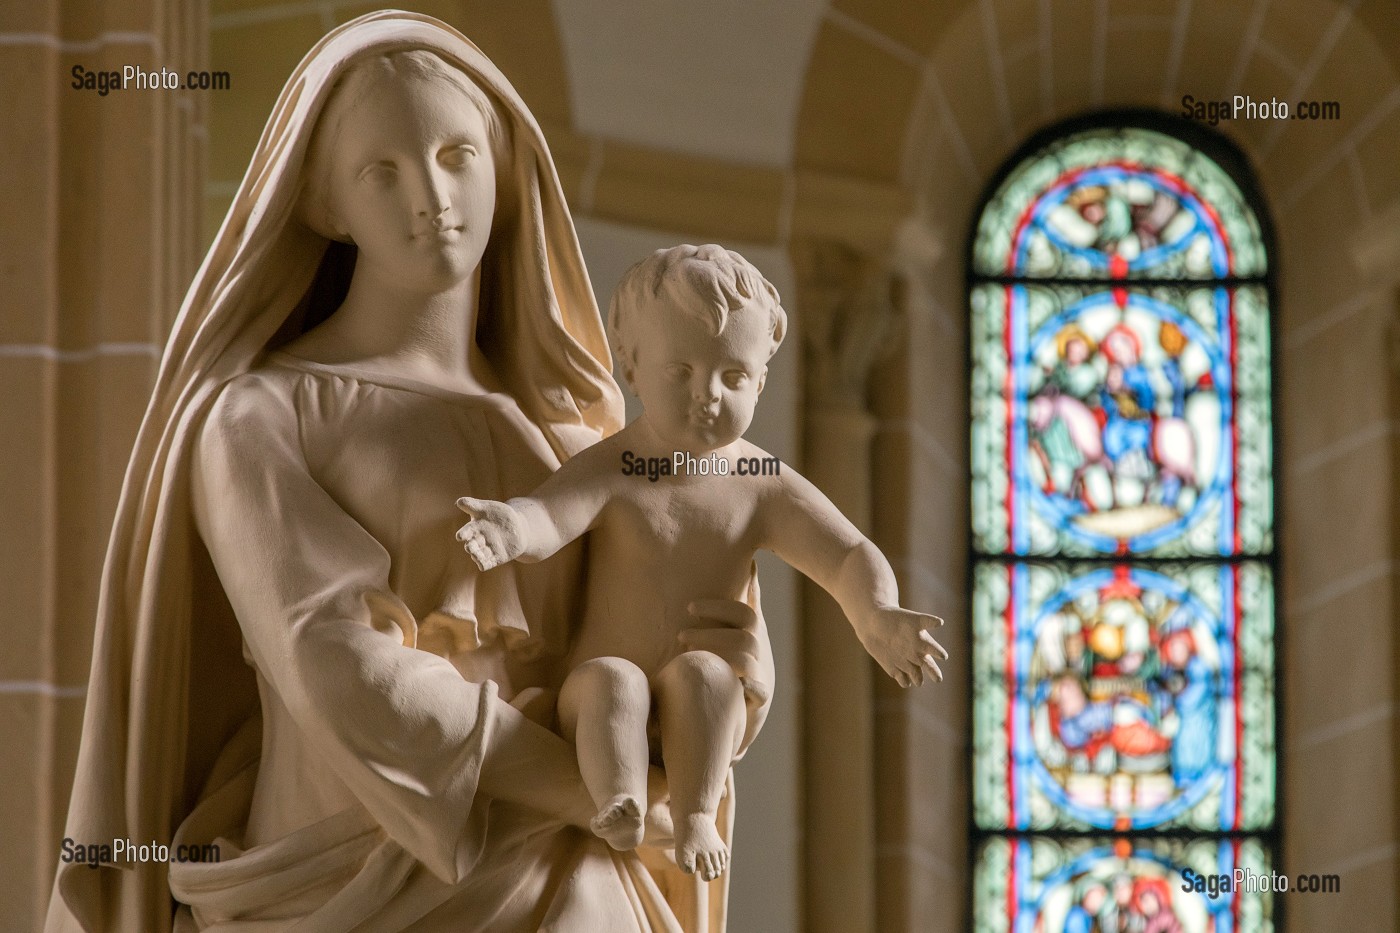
top-left (326, 72), bottom-right (497, 292)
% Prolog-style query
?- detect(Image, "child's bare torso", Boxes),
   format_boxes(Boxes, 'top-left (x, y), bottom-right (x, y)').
top-left (566, 433), bottom-right (779, 675)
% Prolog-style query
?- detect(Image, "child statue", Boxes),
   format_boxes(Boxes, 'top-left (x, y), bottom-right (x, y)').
top-left (456, 244), bottom-right (947, 881)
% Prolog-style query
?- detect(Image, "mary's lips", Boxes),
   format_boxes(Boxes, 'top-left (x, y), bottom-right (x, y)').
top-left (414, 224), bottom-right (462, 239)
top-left (413, 214), bottom-right (461, 236)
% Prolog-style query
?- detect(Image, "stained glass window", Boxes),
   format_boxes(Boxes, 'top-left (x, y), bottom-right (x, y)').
top-left (969, 122), bottom-right (1276, 931)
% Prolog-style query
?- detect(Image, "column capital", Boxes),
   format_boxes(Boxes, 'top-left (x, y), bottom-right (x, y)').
top-left (791, 236), bottom-right (904, 412)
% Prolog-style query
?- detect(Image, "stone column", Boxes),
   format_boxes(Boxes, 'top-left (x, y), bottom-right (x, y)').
top-left (793, 238), bottom-right (901, 933)
top-left (865, 217), bottom-right (969, 932)
top-left (0, 0), bottom-right (206, 923)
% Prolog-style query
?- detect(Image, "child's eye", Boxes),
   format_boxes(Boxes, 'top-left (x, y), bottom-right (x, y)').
top-left (665, 363), bottom-right (691, 380)
top-left (722, 371), bottom-right (748, 389)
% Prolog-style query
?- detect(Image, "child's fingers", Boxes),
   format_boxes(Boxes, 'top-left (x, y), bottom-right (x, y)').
top-left (455, 523), bottom-right (486, 543)
top-left (466, 541), bottom-right (495, 570)
top-left (918, 629), bottom-right (950, 660)
top-left (921, 653), bottom-right (944, 682)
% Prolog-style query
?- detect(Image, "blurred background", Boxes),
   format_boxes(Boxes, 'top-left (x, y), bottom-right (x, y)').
top-left (2, 0), bottom-right (1397, 929)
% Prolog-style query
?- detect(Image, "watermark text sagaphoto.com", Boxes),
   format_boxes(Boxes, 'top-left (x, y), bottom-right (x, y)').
top-left (1180, 866), bottom-right (1342, 898)
top-left (71, 65), bottom-right (231, 96)
top-left (1181, 94), bottom-right (1341, 126)
top-left (60, 837), bottom-right (221, 869)
top-left (619, 450), bottom-right (782, 482)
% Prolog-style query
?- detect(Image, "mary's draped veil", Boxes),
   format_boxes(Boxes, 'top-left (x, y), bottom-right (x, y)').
top-left (47, 11), bottom-right (627, 930)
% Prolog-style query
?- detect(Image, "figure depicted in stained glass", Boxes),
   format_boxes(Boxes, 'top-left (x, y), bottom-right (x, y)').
top-left (1038, 174), bottom-right (1215, 278)
top-left (1046, 673), bottom-right (1171, 772)
top-left (1021, 568), bottom-right (1233, 828)
top-left (1020, 847), bottom-right (1216, 932)
top-left (1099, 323), bottom-right (1158, 506)
top-left (1154, 321), bottom-right (1202, 508)
top-left (977, 128), bottom-right (1269, 280)
top-left (1042, 860), bottom-right (1193, 932)
top-left (1021, 294), bottom-right (1226, 552)
top-left (1028, 324), bottom-right (1103, 502)
top-left (1156, 628), bottom-right (1217, 787)
top-left (1064, 878), bottom-right (1109, 933)
top-left (1133, 877), bottom-right (1186, 933)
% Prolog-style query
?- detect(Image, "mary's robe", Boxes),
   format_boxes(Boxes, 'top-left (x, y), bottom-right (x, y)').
top-left (166, 355), bottom-right (727, 931)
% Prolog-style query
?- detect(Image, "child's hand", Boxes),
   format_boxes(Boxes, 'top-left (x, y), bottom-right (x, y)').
top-left (455, 497), bottom-right (528, 570)
top-left (853, 607), bottom-right (948, 688)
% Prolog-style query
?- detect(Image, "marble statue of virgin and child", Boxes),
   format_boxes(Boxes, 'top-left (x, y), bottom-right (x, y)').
top-left (46, 11), bottom-right (944, 932)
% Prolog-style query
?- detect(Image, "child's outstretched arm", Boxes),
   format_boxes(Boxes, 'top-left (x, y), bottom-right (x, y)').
top-left (456, 451), bottom-right (613, 569)
top-left (759, 469), bottom-right (947, 687)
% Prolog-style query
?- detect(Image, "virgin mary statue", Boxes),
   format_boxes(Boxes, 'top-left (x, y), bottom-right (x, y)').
top-left (46, 11), bottom-right (769, 932)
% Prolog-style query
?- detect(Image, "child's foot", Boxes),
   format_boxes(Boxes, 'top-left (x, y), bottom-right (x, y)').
top-left (590, 795), bottom-right (644, 851)
top-left (675, 813), bottom-right (728, 882)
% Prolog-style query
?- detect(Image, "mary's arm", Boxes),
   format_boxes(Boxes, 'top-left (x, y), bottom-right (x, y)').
top-left (191, 377), bottom-right (594, 884)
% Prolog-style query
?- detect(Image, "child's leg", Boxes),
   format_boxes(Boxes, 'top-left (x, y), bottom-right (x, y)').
top-left (558, 657), bottom-right (650, 850)
top-left (654, 649), bottom-right (747, 882)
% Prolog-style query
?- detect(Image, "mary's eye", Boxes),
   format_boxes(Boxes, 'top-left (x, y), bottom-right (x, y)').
top-left (357, 162), bottom-right (397, 185)
top-left (441, 144), bottom-right (478, 168)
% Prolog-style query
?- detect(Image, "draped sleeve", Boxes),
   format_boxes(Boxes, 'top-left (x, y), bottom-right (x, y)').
top-left (191, 370), bottom-right (506, 886)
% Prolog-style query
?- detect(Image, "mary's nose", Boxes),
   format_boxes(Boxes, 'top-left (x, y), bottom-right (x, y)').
top-left (417, 197), bottom-right (449, 220)
top-left (411, 164), bottom-right (452, 220)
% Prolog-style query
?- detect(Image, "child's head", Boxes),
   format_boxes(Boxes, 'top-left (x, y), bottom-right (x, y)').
top-left (609, 245), bottom-right (787, 451)
top-left (609, 245), bottom-right (786, 373)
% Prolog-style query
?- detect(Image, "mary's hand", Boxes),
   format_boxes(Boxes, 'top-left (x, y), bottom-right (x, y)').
top-left (679, 600), bottom-right (772, 708)
top-left (678, 575), bottom-right (774, 754)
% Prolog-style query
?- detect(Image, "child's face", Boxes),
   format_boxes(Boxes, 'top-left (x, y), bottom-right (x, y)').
top-left (628, 304), bottom-right (772, 452)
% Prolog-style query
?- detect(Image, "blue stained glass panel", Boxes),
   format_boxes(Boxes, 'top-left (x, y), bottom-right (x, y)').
top-left (970, 283), bottom-right (1272, 558)
top-left (972, 560), bottom-right (1275, 833)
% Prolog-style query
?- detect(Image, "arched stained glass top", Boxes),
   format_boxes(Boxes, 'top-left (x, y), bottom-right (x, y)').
top-left (972, 127), bottom-right (1268, 281)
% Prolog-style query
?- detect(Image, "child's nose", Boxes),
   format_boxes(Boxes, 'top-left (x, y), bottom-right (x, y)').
top-left (692, 374), bottom-right (721, 401)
